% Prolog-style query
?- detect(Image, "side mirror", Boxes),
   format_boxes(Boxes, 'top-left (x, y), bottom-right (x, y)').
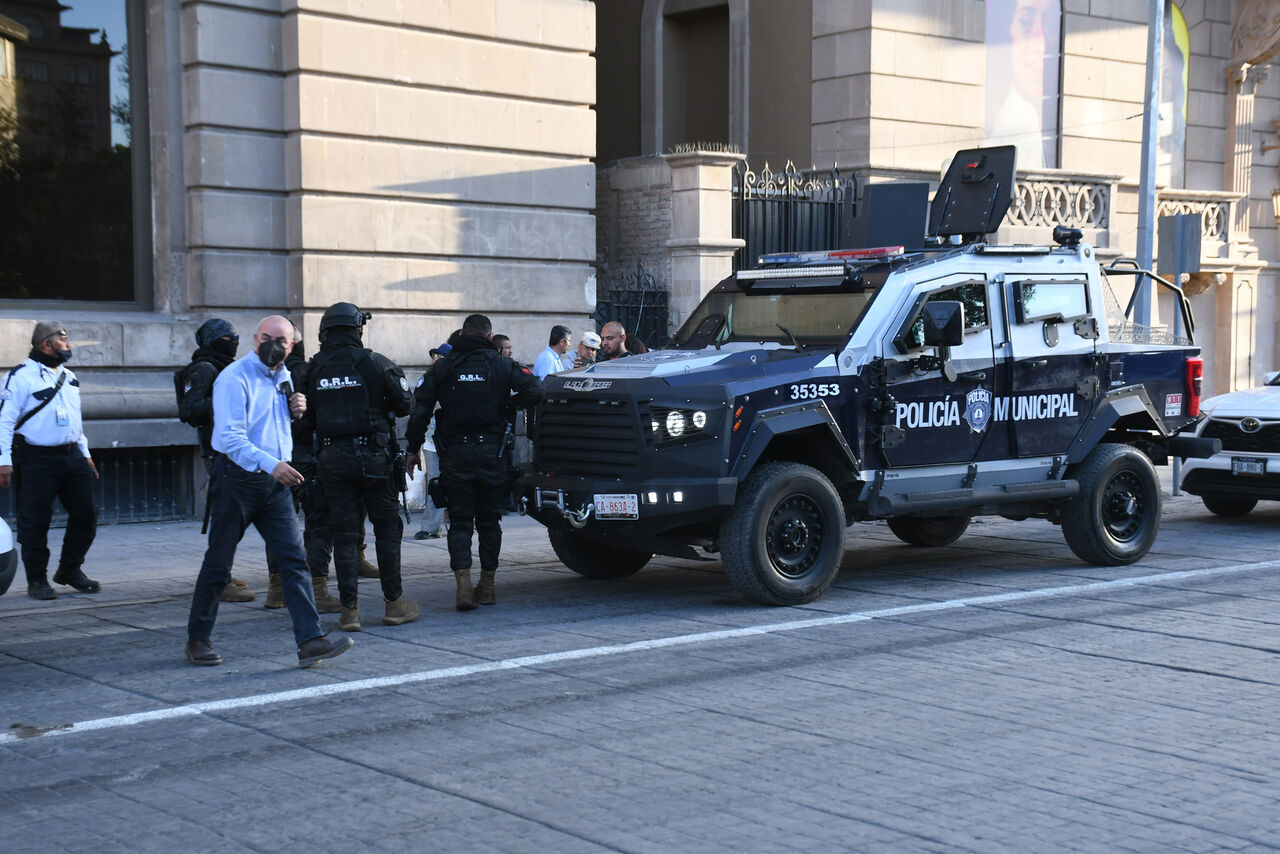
top-left (921, 301), bottom-right (965, 347)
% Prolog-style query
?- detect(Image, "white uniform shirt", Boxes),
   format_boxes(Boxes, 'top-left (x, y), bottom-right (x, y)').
top-left (0, 359), bottom-right (90, 466)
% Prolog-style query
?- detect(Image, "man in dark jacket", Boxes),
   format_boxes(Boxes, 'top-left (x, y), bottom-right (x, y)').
top-left (306, 303), bottom-right (417, 631)
top-left (177, 318), bottom-right (255, 602)
top-left (406, 313), bottom-right (544, 610)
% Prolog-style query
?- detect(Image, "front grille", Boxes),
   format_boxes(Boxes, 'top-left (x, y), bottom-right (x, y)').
top-left (535, 397), bottom-right (642, 477)
top-left (1202, 418), bottom-right (1280, 453)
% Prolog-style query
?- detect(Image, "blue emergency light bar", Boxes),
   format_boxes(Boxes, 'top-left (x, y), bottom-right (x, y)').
top-left (758, 246), bottom-right (905, 265)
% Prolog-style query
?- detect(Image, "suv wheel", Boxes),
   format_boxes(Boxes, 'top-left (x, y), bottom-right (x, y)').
top-left (720, 462), bottom-right (845, 605)
top-left (1201, 494), bottom-right (1257, 517)
top-left (1062, 443), bottom-right (1161, 566)
top-left (548, 528), bottom-right (651, 579)
top-left (887, 515), bottom-right (971, 547)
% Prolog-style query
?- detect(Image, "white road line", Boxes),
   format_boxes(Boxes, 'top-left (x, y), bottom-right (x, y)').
top-left (4, 559), bottom-right (1276, 745)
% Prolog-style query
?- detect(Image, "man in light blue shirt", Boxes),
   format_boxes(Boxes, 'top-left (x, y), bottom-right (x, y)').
top-left (532, 325), bottom-right (572, 380)
top-left (185, 315), bottom-right (354, 668)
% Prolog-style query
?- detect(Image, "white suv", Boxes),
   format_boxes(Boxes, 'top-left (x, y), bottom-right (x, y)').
top-left (1179, 371), bottom-right (1280, 516)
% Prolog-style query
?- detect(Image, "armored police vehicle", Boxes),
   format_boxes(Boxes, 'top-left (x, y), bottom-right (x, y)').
top-left (520, 147), bottom-right (1218, 605)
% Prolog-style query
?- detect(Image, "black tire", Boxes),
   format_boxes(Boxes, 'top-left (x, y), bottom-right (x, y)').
top-left (1201, 494), bottom-right (1257, 518)
top-left (0, 548), bottom-right (14, 598)
top-left (1061, 443), bottom-right (1161, 566)
top-left (548, 528), bottom-right (651, 579)
top-left (886, 515), bottom-right (971, 547)
top-left (719, 462), bottom-right (846, 605)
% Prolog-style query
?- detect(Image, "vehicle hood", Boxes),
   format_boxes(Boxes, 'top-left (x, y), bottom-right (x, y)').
top-left (1200, 384), bottom-right (1280, 418)
top-left (552, 345), bottom-right (833, 388)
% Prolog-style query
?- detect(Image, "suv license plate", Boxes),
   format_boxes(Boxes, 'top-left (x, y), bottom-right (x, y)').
top-left (1232, 456), bottom-right (1266, 477)
top-left (594, 493), bottom-right (639, 520)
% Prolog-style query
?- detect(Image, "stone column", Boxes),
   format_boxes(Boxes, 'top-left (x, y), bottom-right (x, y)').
top-left (663, 151), bottom-right (745, 331)
top-left (1223, 63), bottom-right (1265, 244)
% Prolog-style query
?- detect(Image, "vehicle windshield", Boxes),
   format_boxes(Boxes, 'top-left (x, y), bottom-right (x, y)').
top-left (670, 289), bottom-right (877, 349)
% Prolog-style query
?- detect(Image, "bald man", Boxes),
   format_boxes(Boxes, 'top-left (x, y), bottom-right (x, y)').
top-left (185, 315), bottom-right (354, 668)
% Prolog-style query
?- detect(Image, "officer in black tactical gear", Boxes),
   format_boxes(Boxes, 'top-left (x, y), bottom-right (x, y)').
top-left (406, 313), bottom-right (543, 611)
top-left (176, 318), bottom-right (255, 602)
top-left (306, 303), bottom-right (417, 631)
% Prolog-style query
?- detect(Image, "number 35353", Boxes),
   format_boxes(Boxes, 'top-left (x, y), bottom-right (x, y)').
top-left (789, 383), bottom-right (840, 400)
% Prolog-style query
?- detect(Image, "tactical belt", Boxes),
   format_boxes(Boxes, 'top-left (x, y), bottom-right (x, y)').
top-left (446, 433), bottom-right (504, 446)
top-left (319, 435), bottom-right (374, 448)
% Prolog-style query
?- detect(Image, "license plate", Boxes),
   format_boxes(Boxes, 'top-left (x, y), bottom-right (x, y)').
top-left (1232, 456), bottom-right (1266, 477)
top-left (594, 493), bottom-right (639, 520)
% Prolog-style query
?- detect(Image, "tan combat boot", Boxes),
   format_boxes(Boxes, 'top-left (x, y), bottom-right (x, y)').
top-left (311, 575), bottom-right (341, 614)
top-left (454, 570), bottom-right (477, 611)
top-left (383, 595), bottom-right (420, 626)
top-left (357, 544), bottom-right (380, 578)
top-left (221, 580), bottom-right (255, 603)
top-left (474, 570), bottom-right (496, 606)
top-left (263, 573), bottom-right (285, 609)
top-left (339, 603), bottom-right (362, 632)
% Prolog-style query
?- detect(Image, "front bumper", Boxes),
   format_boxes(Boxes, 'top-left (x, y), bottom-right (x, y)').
top-left (518, 474), bottom-right (738, 558)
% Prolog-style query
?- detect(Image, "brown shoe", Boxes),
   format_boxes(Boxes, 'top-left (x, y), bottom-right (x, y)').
top-left (454, 570), bottom-right (477, 611)
top-left (220, 583), bottom-right (255, 603)
top-left (297, 634), bottom-right (354, 668)
top-left (185, 638), bottom-right (222, 666)
top-left (264, 573), bottom-right (285, 609)
top-left (312, 576), bottom-right (341, 614)
top-left (383, 595), bottom-right (420, 626)
top-left (474, 569), bottom-right (496, 606)
top-left (228, 576), bottom-right (249, 590)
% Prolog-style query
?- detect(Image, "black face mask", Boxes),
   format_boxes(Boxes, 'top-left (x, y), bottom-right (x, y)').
top-left (211, 338), bottom-right (238, 358)
top-left (257, 339), bottom-right (286, 369)
top-left (54, 347), bottom-right (73, 364)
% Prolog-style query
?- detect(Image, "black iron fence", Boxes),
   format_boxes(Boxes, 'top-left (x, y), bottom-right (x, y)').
top-left (594, 259), bottom-right (670, 350)
top-left (1, 446), bottom-right (196, 527)
top-left (733, 160), bottom-right (855, 270)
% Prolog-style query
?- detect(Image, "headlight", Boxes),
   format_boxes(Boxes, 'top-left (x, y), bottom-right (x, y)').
top-left (651, 406), bottom-right (716, 446)
top-left (666, 410), bottom-right (685, 437)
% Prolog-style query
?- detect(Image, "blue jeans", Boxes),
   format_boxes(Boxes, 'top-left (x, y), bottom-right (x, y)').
top-left (187, 457), bottom-right (322, 647)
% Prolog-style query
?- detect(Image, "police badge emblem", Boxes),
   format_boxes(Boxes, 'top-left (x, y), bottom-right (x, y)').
top-left (964, 387), bottom-right (992, 433)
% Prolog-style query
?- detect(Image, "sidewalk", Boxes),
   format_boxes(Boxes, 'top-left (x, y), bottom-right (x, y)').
top-left (0, 510), bottom-right (565, 617)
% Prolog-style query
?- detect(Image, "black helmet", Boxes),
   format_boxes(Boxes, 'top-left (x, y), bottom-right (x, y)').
top-left (319, 302), bottom-right (369, 334)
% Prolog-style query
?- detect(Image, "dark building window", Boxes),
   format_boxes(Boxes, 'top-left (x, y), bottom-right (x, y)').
top-left (0, 0), bottom-right (146, 303)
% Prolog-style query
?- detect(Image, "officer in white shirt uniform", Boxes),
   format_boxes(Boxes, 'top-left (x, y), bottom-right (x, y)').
top-left (0, 322), bottom-right (100, 600)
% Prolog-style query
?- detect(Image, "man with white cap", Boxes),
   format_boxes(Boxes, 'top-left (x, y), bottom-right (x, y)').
top-left (0, 322), bottom-right (100, 600)
top-left (574, 330), bottom-right (602, 369)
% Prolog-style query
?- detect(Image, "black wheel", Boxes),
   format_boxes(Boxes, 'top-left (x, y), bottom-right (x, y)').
top-left (719, 462), bottom-right (845, 605)
top-left (548, 528), bottom-right (651, 578)
top-left (886, 515), bottom-right (971, 547)
top-left (1201, 494), bottom-right (1257, 517)
top-left (1061, 443), bottom-right (1161, 565)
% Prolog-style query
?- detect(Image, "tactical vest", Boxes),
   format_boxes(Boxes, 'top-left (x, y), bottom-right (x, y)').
top-left (442, 349), bottom-right (505, 432)
top-left (309, 347), bottom-right (384, 439)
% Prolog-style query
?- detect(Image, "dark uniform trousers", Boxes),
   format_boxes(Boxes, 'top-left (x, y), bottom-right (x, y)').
top-left (13, 441), bottom-right (98, 582)
top-left (317, 440), bottom-right (403, 607)
top-left (440, 438), bottom-right (509, 573)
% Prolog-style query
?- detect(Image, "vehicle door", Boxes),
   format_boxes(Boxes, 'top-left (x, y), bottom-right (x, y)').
top-left (876, 273), bottom-right (1008, 467)
top-left (1001, 274), bottom-right (1099, 457)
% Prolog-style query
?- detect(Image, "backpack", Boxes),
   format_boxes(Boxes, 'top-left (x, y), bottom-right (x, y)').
top-left (174, 362), bottom-right (201, 426)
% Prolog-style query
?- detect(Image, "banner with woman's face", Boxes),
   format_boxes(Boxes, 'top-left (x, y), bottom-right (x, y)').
top-left (985, 0), bottom-right (1061, 169)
